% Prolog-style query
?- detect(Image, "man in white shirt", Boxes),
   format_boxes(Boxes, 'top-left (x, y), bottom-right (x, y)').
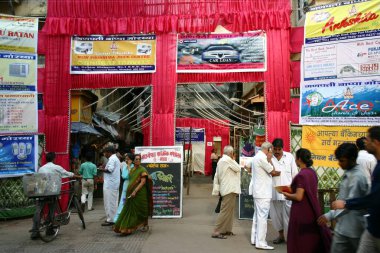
top-left (251, 142), bottom-right (280, 250)
top-left (270, 138), bottom-right (298, 244)
top-left (211, 145), bottom-right (241, 239)
top-left (356, 137), bottom-right (377, 186)
top-left (31, 152), bottom-right (77, 239)
top-left (99, 145), bottom-right (121, 226)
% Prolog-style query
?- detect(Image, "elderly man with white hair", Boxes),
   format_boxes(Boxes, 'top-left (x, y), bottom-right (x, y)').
top-left (250, 141), bottom-right (281, 250)
top-left (211, 145), bottom-right (241, 239)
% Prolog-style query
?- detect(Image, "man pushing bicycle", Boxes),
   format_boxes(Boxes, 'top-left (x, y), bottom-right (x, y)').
top-left (30, 152), bottom-right (81, 240)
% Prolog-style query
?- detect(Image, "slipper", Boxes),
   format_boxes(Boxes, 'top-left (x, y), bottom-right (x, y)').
top-left (222, 232), bottom-right (235, 236)
top-left (211, 234), bottom-right (227, 239)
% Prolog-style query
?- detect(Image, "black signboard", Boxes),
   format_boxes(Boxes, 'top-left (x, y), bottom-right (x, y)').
top-left (135, 146), bottom-right (183, 218)
top-left (239, 169), bottom-right (254, 219)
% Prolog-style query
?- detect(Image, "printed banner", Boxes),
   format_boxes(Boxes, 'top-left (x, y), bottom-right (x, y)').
top-left (175, 127), bottom-right (205, 143)
top-left (135, 146), bottom-right (183, 218)
top-left (0, 91), bottom-right (38, 133)
top-left (0, 53), bottom-right (37, 91)
top-left (302, 126), bottom-right (369, 168)
top-left (70, 35), bottom-right (156, 74)
top-left (177, 31), bottom-right (266, 73)
top-left (305, 0), bottom-right (380, 44)
top-left (0, 15), bottom-right (38, 53)
top-left (300, 78), bottom-right (380, 125)
top-left (303, 37), bottom-right (380, 81)
top-left (0, 135), bottom-right (38, 178)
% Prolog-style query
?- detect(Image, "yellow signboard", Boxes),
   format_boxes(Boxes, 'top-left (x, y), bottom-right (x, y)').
top-left (302, 126), bottom-right (369, 168)
top-left (70, 35), bottom-right (156, 74)
top-left (305, 1), bottom-right (380, 44)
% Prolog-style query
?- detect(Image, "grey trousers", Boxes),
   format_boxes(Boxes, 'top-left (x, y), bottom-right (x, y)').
top-left (357, 230), bottom-right (380, 253)
top-left (331, 231), bottom-right (360, 253)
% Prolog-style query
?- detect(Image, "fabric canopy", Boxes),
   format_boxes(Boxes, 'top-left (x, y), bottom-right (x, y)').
top-left (71, 122), bottom-right (102, 136)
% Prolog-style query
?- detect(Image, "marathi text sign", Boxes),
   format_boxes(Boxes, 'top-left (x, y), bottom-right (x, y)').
top-left (175, 127), bottom-right (205, 143)
top-left (303, 37), bottom-right (380, 81)
top-left (0, 91), bottom-right (38, 133)
top-left (70, 35), bottom-right (156, 74)
top-left (0, 135), bottom-right (38, 178)
top-left (299, 78), bottom-right (380, 125)
top-left (302, 126), bottom-right (368, 168)
top-left (177, 31), bottom-right (266, 73)
top-left (135, 146), bottom-right (183, 218)
top-left (0, 53), bottom-right (37, 91)
top-left (305, 0), bottom-right (380, 44)
top-left (0, 16), bottom-right (38, 53)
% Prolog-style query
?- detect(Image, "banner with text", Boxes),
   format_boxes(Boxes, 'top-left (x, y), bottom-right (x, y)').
top-left (0, 135), bottom-right (38, 178)
top-left (0, 52), bottom-right (37, 91)
top-left (299, 78), bottom-right (380, 125)
top-left (175, 127), bottom-right (205, 143)
top-left (70, 35), bottom-right (156, 74)
top-left (302, 126), bottom-right (369, 168)
top-left (0, 91), bottom-right (38, 133)
top-left (135, 146), bottom-right (183, 218)
top-left (177, 31), bottom-right (266, 73)
top-left (0, 15), bottom-right (38, 53)
top-left (305, 0), bottom-right (380, 45)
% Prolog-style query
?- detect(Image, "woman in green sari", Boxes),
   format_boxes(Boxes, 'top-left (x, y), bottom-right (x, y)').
top-left (114, 154), bottom-right (153, 235)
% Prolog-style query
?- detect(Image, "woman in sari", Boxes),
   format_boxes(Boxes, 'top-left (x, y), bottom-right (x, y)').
top-left (114, 154), bottom-right (153, 235)
top-left (113, 153), bottom-right (134, 223)
top-left (283, 148), bottom-right (332, 253)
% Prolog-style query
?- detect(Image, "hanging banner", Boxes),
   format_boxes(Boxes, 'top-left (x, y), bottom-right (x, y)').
top-left (305, 0), bottom-right (380, 45)
top-left (0, 135), bottom-right (38, 178)
top-left (135, 146), bottom-right (183, 218)
top-left (0, 16), bottom-right (38, 53)
top-left (239, 158), bottom-right (254, 220)
top-left (299, 78), bottom-right (380, 125)
top-left (175, 127), bottom-right (205, 142)
top-left (0, 91), bottom-right (38, 133)
top-left (0, 53), bottom-right (37, 91)
top-left (302, 126), bottom-right (369, 168)
top-left (303, 37), bottom-right (380, 81)
top-left (70, 35), bottom-right (156, 74)
top-left (176, 31), bottom-right (266, 73)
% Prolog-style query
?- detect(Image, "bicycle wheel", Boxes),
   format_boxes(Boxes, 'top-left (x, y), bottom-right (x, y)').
top-left (73, 196), bottom-right (86, 229)
top-left (38, 203), bottom-right (60, 242)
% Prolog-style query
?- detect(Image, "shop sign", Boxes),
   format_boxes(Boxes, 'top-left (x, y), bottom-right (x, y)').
top-left (177, 31), bottom-right (266, 73)
top-left (70, 34), bottom-right (156, 74)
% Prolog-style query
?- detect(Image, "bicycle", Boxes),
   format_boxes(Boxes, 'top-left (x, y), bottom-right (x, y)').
top-left (32, 179), bottom-right (86, 242)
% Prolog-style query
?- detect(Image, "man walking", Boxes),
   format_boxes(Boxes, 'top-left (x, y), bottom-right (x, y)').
top-left (99, 145), bottom-right (120, 226)
top-left (79, 152), bottom-right (98, 212)
top-left (333, 126), bottom-right (380, 253)
top-left (211, 145), bottom-right (241, 239)
top-left (251, 142), bottom-right (280, 250)
top-left (270, 138), bottom-right (298, 244)
top-left (356, 136), bottom-right (377, 186)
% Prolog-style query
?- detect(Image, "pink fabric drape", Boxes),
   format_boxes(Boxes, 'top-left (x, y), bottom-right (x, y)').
top-left (291, 61), bottom-right (300, 89)
top-left (264, 29), bottom-right (291, 151)
top-left (178, 72), bottom-right (264, 83)
top-left (290, 27), bottom-right (304, 54)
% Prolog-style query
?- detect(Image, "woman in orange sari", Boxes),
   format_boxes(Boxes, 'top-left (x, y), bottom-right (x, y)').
top-left (113, 154), bottom-right (153, 235)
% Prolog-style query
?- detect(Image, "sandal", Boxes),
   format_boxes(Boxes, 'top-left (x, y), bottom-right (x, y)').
top-left (221, 232), bottom-right (235, 236)
top-left (211, 234), bottom-right (227, 239)
top-left (141, 225), bottom-right (149, 232)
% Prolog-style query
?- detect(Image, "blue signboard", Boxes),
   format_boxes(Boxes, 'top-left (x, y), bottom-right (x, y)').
top-left (0, 135), bottom-right (37, 178)
top-left (175, 128), bottom-right (205, 143)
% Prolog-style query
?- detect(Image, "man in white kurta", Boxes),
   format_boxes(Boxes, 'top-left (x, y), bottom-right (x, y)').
top-left (251, 142), bottom-right (280, 250)
top-left (99, 146), bottom-right (120, 226)
top-left (356, 137), bottom-right (377, 186)
top-left (270, 138), bottom-right (298, 244)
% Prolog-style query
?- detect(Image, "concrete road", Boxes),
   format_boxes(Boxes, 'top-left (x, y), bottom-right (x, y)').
top-left (0, 176), bottom-right (287, 253)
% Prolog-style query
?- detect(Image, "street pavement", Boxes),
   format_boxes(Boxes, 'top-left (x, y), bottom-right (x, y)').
top-left (0, 175), bottom-right (287, 253)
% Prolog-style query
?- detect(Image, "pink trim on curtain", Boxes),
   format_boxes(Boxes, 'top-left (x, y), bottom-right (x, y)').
top-left (291, 61), bottom-right (300, 89)
top-left (290, 26), bottom-right (304, 54)
top-left (71, 74), bottom-right (152, 89)
top-left (264, 29), bottom-right (291, 151)
top-left (290, 98), bottom-right (300, 124)
top-left (151, 33), bottom-right (177, 145)
top-left (178, 72), bottom-right (264, 83)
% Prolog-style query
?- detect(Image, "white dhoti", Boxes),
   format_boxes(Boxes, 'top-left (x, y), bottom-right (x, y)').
top-left (251, 198), bottom-right (271, 247)
top-left (269, 200), bottom-right (291, 240)
top-left (103, 187), bottom-right (119, 223)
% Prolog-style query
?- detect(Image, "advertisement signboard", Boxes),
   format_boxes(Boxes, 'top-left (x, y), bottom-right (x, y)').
top-left (70, 35), bottom-right (156, 74)
top-left (135, 146), bottom-right (183, 218)
top-left (302, 126), bottom-right (369, 168)
top-left (177, 31), bottom-right (266, 73)
top-left (0, 91), bottom-right (38, 133)
top-left (0, 16), bottom-right (38, 53)
top-left (0, 135), bottom-right (38, 178)
top-left (175, 127), bottom-right (205, 143)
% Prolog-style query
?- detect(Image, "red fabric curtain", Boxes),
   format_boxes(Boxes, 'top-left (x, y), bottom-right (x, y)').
top-left (264, 29), bottom-right (291, 151)
top-left (178, 72), bottom-right (264, 84)
top-left (291, 61), bottom-right (300, 89)
top-left (290, 26), bottom-right (304, 54)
